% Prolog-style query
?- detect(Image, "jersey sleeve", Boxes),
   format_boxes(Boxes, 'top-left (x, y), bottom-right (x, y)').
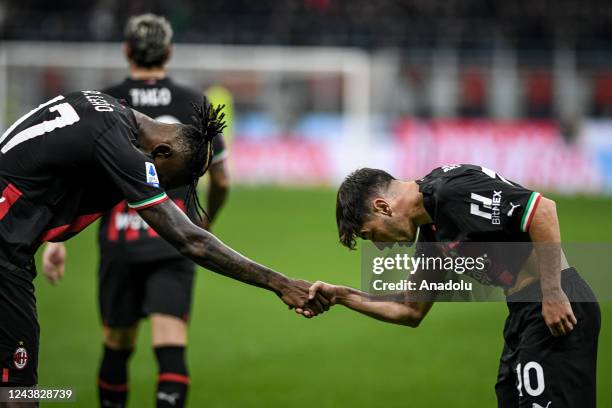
top-left (437, 167), bottom-right (542, 235)
top-left (94, 117), bottom-right (168, 210)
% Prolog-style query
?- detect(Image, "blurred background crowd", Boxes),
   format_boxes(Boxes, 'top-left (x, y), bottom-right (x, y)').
top-left (1, 0), bottom-right (612, 191)
top-left (4, 0), bottom-right (612, 118)
top-left (4, 0), bottom-right (612, 50)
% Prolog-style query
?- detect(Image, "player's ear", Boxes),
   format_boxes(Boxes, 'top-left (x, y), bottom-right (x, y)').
top-left (372, 198), bottom-right (392, 216)
top-left (151, 143), bottom-right (172, 159)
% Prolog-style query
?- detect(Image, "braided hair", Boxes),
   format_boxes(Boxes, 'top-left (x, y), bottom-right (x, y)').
top-left (182, 98), bottom-right (227, 221)
top-left (124, 13), bottom-right (173, 68)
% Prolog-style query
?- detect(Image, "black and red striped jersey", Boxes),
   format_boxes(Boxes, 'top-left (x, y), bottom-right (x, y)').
top-left (0, 91), bottom-right (168, 268)
top-left (98, 77), bottom-right (227, 262)
top-left (415, 164), bottom-right (542, 288)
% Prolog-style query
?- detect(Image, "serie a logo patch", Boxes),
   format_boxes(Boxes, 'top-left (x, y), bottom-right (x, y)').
top-left (13, 346), bottom-right (28, 370)
top-left (145, 162), bottom-right (160, 188)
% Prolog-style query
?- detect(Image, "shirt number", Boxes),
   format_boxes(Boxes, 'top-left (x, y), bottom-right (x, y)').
top-left (0, 95), bottom-right (80, 154)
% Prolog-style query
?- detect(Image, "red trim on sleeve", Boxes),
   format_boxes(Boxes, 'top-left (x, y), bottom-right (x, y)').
top-left (158, 373), bottom-right (190, 385)
top-left (2, 368), bottom-right (8, 383)
top-left (523, 193), bottom-right (542, 232)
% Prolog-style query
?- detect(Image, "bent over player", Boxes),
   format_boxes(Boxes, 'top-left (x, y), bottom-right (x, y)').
top-left (0, 91), bottom-right (327, 406)
top-left (305, 165), bottom-right (600, 408)
top-left (43, 14), bottom-right (230, 408)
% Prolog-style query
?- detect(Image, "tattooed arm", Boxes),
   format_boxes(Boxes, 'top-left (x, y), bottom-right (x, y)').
top-left (300, 281), bottom-right (433, 327)
top-left (139, 199), bottom-right (328, 315)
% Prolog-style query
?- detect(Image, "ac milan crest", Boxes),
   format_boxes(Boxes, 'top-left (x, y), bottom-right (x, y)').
top-left (13, 346), bottom-right (28, 370)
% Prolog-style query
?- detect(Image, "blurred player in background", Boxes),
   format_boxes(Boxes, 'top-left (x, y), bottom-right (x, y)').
top-left (46, 14), bottom-right (230, 408)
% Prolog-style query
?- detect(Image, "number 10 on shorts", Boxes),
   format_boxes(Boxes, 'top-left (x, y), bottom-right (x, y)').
top-left (516, 361), bottom-right (545, 397)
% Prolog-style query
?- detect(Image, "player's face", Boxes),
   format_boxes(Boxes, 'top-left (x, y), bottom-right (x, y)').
top-left (359, 208), bottom-right (418, 245)
top-left (153, 149), bottom-right (191, 190)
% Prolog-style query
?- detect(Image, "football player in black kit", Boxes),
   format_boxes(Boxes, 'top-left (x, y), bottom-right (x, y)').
top-left (302, 165), bottom-right (600, 408)
top-left (42, 14), bottom-right (229, 408)
top-left (0, 89), bottom-right (329, 407)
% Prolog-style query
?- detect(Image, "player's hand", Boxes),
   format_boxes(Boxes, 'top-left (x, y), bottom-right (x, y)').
top-left (295, 281), bottom-right (339, 318)
top-left (42, 242), bottom-right (66, 286)
top-left (542, 288), bottom-right (577, 336)
top-left (278, 279), bottom-right (330, 318)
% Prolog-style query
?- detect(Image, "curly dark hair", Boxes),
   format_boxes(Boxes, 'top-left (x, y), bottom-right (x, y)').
top-left (179, 98), bottom-right (227, 221)
top-left (336, 168), bottom-right (395, 249)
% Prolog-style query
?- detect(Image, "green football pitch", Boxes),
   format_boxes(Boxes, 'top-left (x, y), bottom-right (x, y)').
top-left (34, 187), bottom-right (611, 407)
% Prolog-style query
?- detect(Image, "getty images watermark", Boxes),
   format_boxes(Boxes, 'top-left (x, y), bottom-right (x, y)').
top-left (371, 251), bottom-right (487, 292)
top-left (361, 242), bottom-right (610, 302)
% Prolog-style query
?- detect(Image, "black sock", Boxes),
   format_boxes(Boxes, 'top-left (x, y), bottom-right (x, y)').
top-left (155, 346), bottom-right (189, 408)
top-left (98, 346), bottom-right (132, 408)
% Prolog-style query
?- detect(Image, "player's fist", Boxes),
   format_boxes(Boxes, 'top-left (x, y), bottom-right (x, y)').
top-left (542, 288), bottom-right (577, 336)
top-left (42, 242), bottom-right (67, 286)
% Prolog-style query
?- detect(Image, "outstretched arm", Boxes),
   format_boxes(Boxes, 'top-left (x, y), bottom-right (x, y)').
top-left (301, 282), bottom-right (433, 327)
top-left (139, 199), bottom-right (329, 315)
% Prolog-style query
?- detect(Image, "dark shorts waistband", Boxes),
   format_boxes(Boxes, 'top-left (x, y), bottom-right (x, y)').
top-left (0, 256), bottom-right (36, 282)
top-left (506, 267), bottom-right (595, 308)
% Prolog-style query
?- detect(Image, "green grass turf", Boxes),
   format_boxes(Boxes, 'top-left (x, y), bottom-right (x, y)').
top-left (34, 187), bottom-right (611, 407)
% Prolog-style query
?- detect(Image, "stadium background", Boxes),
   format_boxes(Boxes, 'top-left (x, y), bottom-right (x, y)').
top-left (0, 1), bottom-right (610, 406)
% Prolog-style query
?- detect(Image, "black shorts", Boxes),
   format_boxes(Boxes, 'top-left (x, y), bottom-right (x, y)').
top-left (99, 257), bottom-right (195, 328)
top-left (0, 259), bottom-right (38, 386)
top-left (495, 268), bottom-right (601, 408)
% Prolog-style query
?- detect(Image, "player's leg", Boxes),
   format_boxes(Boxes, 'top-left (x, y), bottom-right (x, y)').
top-left (151, 315), bottom-right (189, 408)
top-left (98, 325), bottom-right (138, 408)
top-left (495, 309), bottom-right (520, 407)
top-left (513, 270), bottom-right (600, 408)
top-left (143, 259), bottom-right (195, 408)
top-left (0, 262), bottom-right (39, 408)
top-left (514, 310), bottom-right (599, 408)
top-left (151, 314), bottom-right (187, 346)
top-left (495, 349), bottom-right (518, 408)
top-left (97, 258), bottom-right (145, 408)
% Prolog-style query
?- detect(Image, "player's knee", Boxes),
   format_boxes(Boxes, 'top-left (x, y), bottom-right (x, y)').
top-left (103, 325), bottom-right (138, 350)
top-left (151, 314), bottom-right (188, 346)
